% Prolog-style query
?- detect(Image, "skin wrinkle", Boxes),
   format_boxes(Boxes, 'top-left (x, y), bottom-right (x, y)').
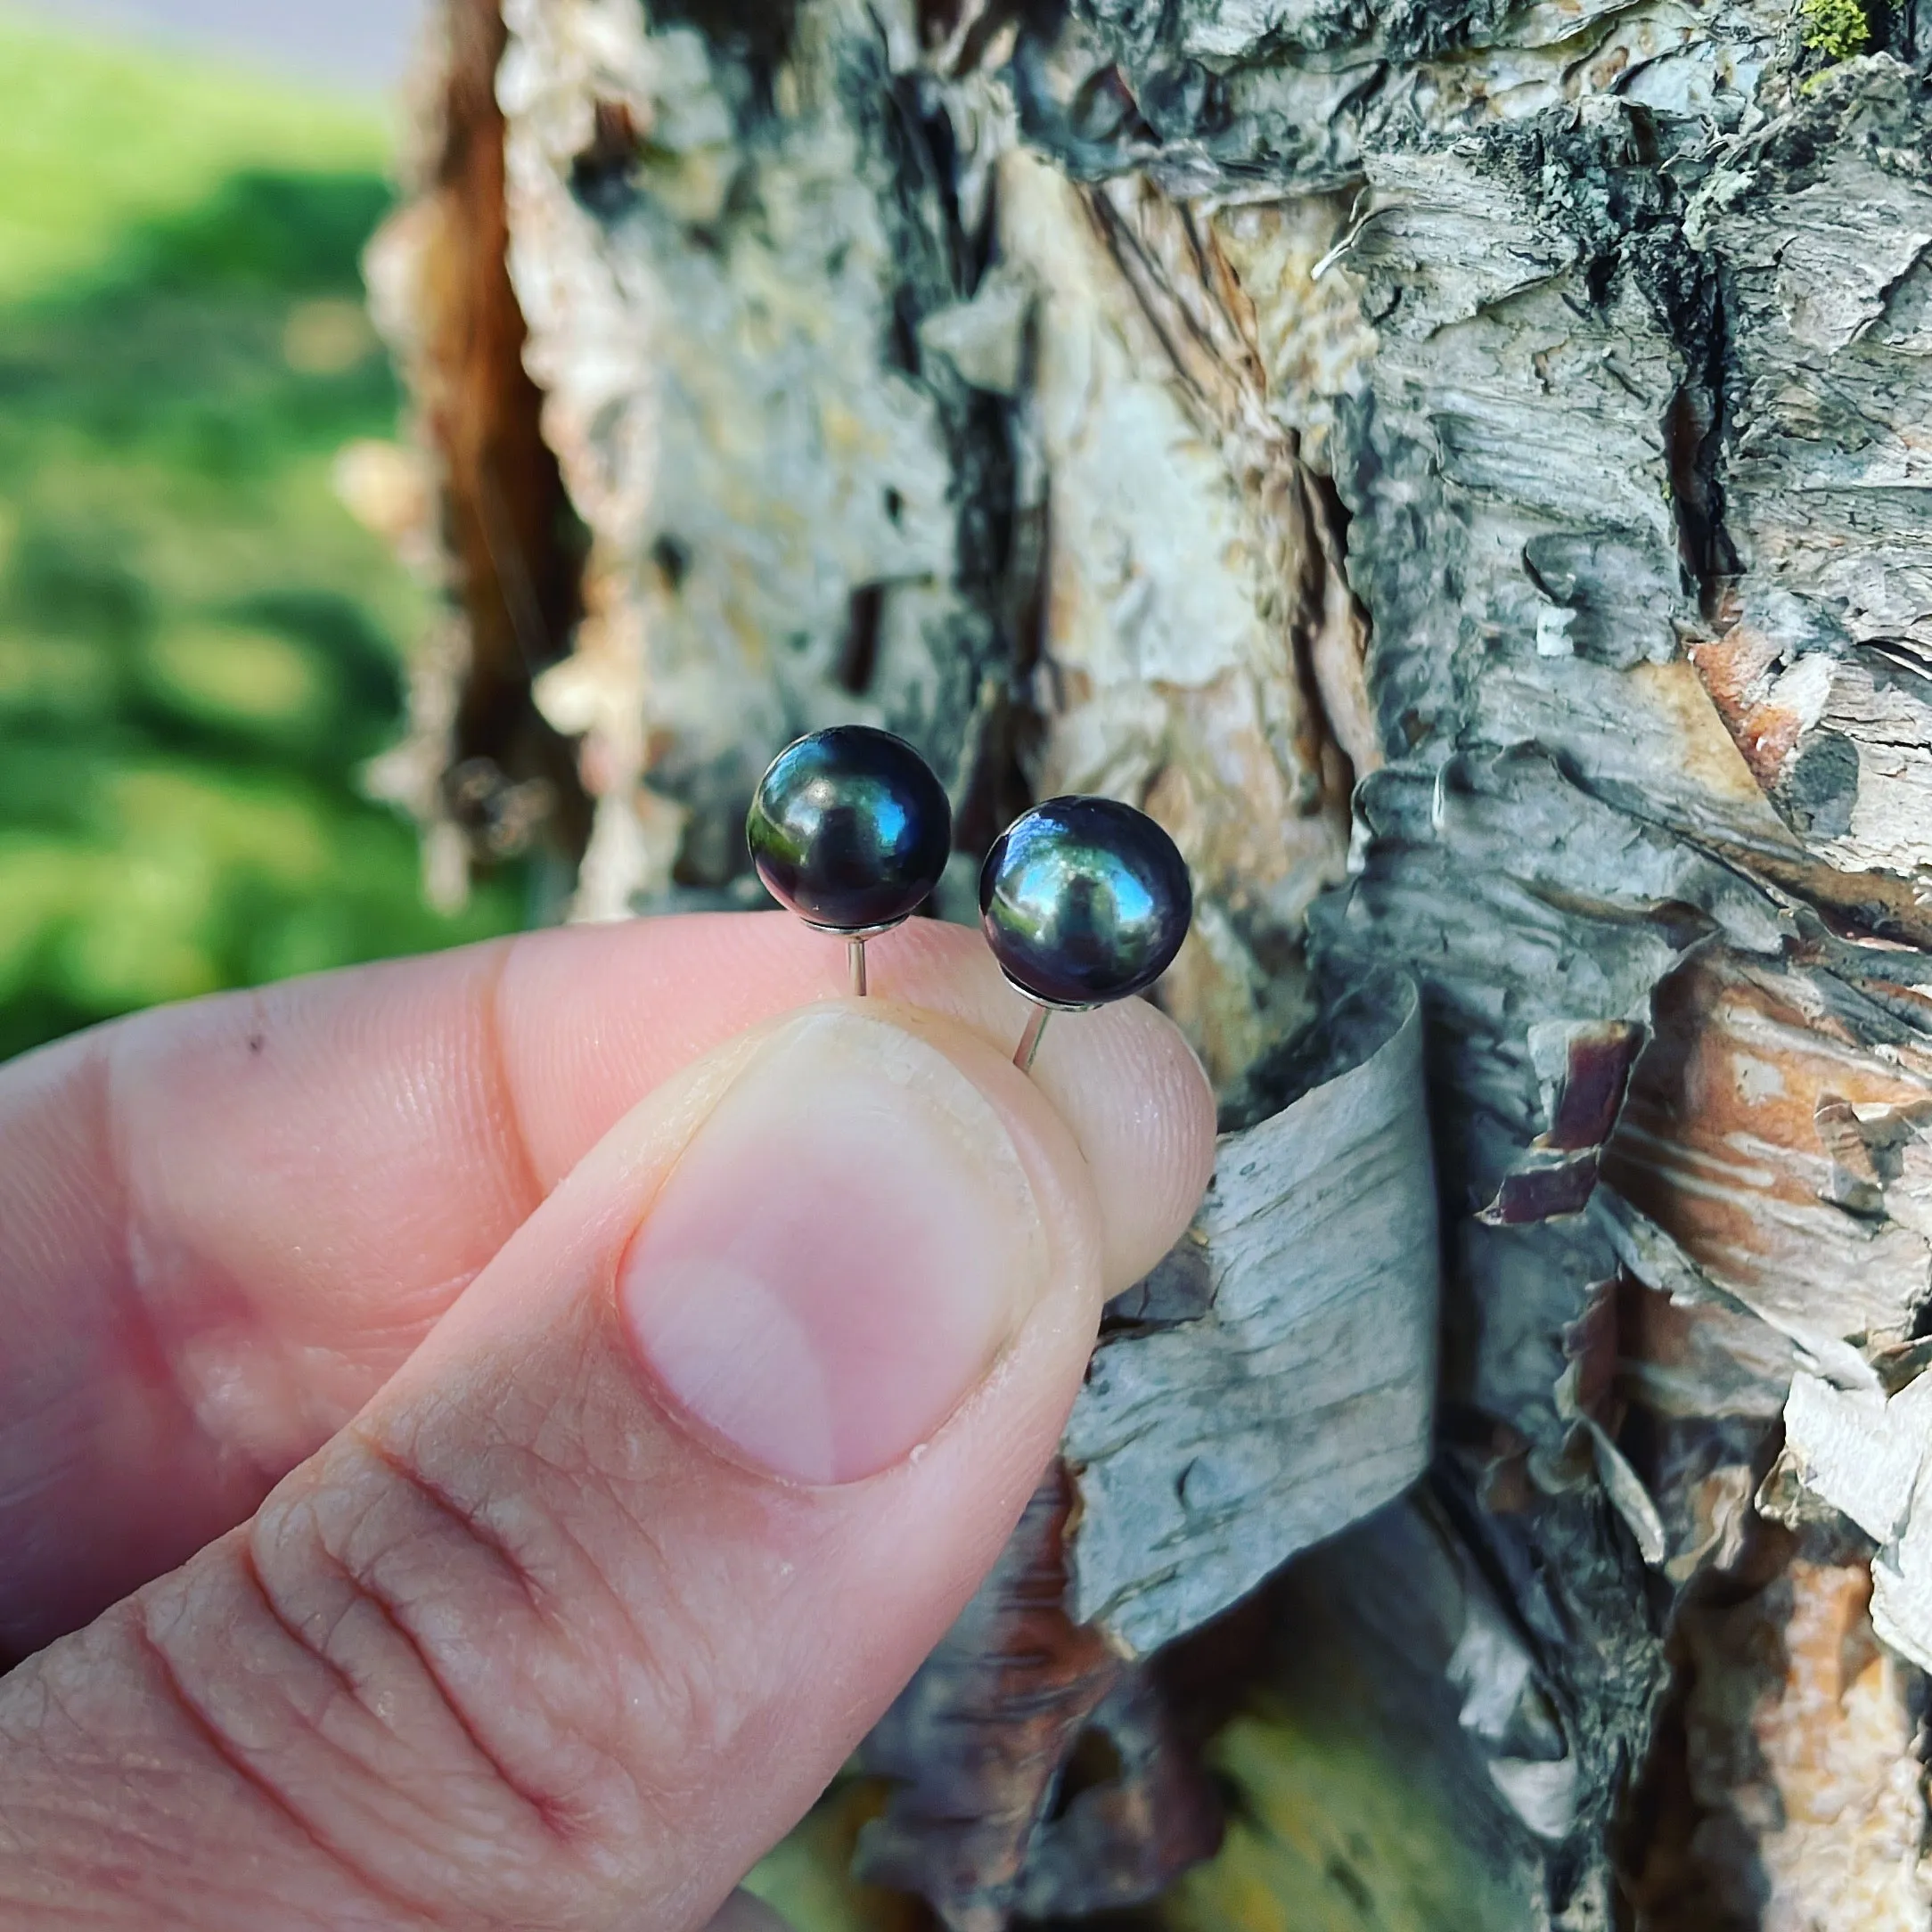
top-left (595, 1467), bottom-right (762, 1796)
top-left (200, 1486), bottom-right (629, 1920)
top-left (93, 1032), bottom-right (234, 1486)
top-left (242, 960), bottom-right (520, 1390)
top-left (449, 1383), bottom-right (706, 1782)
top-left (288, 954), bottom-right (537, 1355)
top-left (100, 1010), bottom-right (294, 1541)
top-left (6, 1633), bottom-right (383, 1931)
top-left (0, 1868), bottom-right (113, 1931)
top-left (482, 1336), bottom-right (788, 1811)
top-left (257, 1481), bottom-right (582, 1850)
top-left (239, 1554), bottom-right (531, 1869)
top-left (259, 1515), bottom-right (605, 1861)
top-left (330, 1262), bottom-right (487, 1361)
top-left (364, 1335), bottom-right (667, 1690)
top-left (0, 1661), bottom-right (54, 1764)
top-left (303, 1466), bottom-right (602, 1833)
top-left (233, 1534), bottom-right (363, 1710)
top-left (345, 1429), bottom-right (548, 1619)
top-left (2, 1630), bottom-right (402, 1928)
top-left (315, 1394), bottom-right (678, 1856)
top-left (127, 1608), bottom-right (438, 1932)
top-left (477, 937), bottom-right (551, 1226)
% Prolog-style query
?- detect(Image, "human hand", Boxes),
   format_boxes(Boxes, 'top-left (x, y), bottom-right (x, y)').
top-left (0, 914), bottom-right (1214, 1929)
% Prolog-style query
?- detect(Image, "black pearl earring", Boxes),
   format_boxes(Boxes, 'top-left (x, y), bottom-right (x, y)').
top-left (978, 796), bottom-right (1192, 1069)
top-left (747, 725), bottom-right (953, 995)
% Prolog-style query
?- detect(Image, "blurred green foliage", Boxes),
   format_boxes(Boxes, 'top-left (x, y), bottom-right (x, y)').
top-left (0, 11), bottom-right (387, 307)
top-left (0, 13), bottom-right (523, 1060)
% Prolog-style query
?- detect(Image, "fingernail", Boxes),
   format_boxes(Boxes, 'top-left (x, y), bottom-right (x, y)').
top-left (618, 1007), bottom-right (1049, 1484)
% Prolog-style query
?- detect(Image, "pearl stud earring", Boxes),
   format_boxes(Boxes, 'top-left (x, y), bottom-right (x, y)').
top-left (978, 796), bottom-right (1192, 1069)
top-left (747, 725), bottom-right (953, 996)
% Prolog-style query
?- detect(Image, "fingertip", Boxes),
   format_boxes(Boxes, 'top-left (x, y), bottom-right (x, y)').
top-left (1024, 995), bottom-right (1217, 1292)
top-left (776, 917), bottom-right (1217, 1291)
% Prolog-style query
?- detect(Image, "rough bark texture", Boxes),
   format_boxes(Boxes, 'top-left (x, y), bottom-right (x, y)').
top-left (379, 1), bottom-right (1932, 1926)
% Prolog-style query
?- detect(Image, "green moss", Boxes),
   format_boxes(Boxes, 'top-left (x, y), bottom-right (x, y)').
top-left (742, 1688), bottom-right (1529, 1932)
top-left (1160, 1703), bottom-right (1526, 1932)
top-left (1798, 0), bottom-right (1871, 60)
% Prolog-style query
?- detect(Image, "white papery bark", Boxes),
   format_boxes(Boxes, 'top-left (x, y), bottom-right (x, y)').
top-left (377, 2), bottom-right (1932, 1923)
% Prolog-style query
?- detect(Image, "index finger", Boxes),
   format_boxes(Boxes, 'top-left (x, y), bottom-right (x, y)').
top-left (0, 913), bottom-right (1213, 1655)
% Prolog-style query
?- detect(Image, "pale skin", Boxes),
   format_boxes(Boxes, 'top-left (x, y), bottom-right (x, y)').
top-left (0, 913), bottom-right (1216, 1929)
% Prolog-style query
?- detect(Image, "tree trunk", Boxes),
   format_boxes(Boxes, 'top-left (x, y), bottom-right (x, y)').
top-left (372, 2), bottom-right (1932, 1925)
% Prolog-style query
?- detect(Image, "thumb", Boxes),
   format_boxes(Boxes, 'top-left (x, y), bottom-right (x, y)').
top-left (0, 996), bottom-right (1214, 1930)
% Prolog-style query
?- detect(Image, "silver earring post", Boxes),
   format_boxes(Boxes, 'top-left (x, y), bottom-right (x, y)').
top-left (848, 937), bottom-right (869, 998)
top-left (1013, 1003), bottom-right (1051, 1071)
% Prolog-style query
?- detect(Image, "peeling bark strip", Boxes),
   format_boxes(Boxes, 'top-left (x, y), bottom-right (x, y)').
top-left (383, 1), bottom-right (1932, 1926)
top-left (1066, 971), bottom-right (1436, 1652)
top-left (1478, 1019), bottom-right (1644, 1226)
top-left (993, 153), bottom-right (1362, 1082)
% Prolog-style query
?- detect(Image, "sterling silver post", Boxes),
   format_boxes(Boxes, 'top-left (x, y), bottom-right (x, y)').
top-left (848, 937), bottom-right (868, 998)
top-left (1013, 1003), bottom-right (1051, 1071)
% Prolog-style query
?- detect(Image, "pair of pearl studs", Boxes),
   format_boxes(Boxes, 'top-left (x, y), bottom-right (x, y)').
top-left (747, 725), bottom-right (1192, 1070)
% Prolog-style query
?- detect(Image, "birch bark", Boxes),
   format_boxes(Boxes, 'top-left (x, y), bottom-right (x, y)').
top-left (372, 2), bottom-right (1932, 1924)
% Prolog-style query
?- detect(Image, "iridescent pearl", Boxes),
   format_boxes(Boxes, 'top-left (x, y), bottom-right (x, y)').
top-left (747, 726), bottom-right (952, 936)
top-left (978, 797), bottom-right (1191, 1011)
